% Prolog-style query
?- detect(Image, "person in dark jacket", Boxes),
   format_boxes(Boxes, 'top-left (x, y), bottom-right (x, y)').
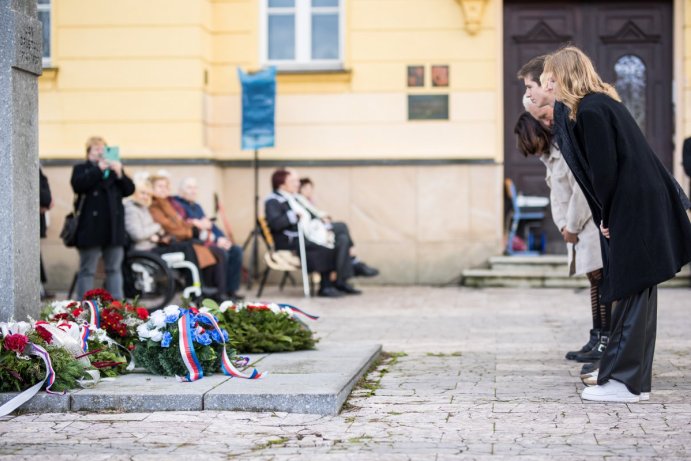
top-left (71, 136), bottom-right (135, 300)
top-left (173, 177), bottom-right (244, 300)
top-left (265, 169), bottom-right (350, 297)
top-left (39, 167), bottom-right (53, 298)
top-left (544, 46), bottom-right (691, 403)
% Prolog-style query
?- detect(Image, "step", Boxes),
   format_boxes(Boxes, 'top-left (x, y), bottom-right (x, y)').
top-left (489, 255), bottom-right (569, 272)
top-left (462, 268), bottom-right (691, 289)
top-left (461, 269), bottom-right (589, 288)
top-left (0, 342), bottom-right (382, 417)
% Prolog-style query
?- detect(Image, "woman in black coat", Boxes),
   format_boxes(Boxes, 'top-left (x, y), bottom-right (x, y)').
top-left (545, 47), bottom-right (691, 403)
top-left (71, 137), bottom-right (135, 300)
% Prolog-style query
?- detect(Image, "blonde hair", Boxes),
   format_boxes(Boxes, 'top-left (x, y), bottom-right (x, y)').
top-left (85, 136), bottom-right (106, 155)
top-left (543, 46), bottom-right (620, 120)
top-left (132, 180), bottom-right (153, 207)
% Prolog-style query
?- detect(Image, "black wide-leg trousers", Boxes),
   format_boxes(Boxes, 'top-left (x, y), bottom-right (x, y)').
top-left (597, 285), bottom-right (657, 395)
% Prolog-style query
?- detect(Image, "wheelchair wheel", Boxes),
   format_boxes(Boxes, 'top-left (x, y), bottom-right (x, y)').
top-left (123, 251), bottom-right (175, 311)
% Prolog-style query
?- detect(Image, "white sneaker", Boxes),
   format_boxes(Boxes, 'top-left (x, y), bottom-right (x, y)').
top-left (581, 379), bottom-right (640, 403)
top-left (640, 392), bottom-right (650, 401)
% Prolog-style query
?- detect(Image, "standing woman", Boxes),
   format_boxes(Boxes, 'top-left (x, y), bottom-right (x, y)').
top-left (514, 109), bottom-right (609, 364)
top-left (71, 136), bottom-right (135, 300)
top-left (544, 46), bottom-right (691, 402)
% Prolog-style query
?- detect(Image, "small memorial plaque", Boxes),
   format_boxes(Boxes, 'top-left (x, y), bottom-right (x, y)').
top-left (408, 95), bottom-right (449, 120)
top-left (13, 13), bottom-right (43, 76)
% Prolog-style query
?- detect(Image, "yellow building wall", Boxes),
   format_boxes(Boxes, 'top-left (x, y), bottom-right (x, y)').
top-left (207, 0), bottom-right (501, 162)
top-left (39, 0), bottom-right (210, 159)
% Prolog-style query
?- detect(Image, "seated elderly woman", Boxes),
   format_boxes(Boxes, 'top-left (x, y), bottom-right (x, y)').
top-left (297, 177), bottom-right (379, 278)
top-left (146, 174), bottom-right (231, 300)
top-left (265, 168), bottom-right (360, 297)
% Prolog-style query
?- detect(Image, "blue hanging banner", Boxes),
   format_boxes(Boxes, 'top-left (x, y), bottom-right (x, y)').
top-left (238, 67), bottom-right (276, 150)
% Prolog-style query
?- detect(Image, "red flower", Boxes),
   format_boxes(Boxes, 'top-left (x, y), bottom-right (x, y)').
top-left (83, 288), bottom-right (114, 303)
top-left (3, 334), bottom-right (29, 354)
top-left (136, 308), bottom-right (149, 320)
top-left (111, 301), bottom-right (122, 309)
top-left (35, 325), bottom-right (53, 344)
top-left (71, 307), bottom-right (84, 317)
top-left (53, 313), bottom-right (69, 321)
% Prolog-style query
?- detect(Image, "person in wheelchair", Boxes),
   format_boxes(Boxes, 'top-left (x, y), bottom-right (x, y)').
top-left (146, 174), bottom-right (231, 301)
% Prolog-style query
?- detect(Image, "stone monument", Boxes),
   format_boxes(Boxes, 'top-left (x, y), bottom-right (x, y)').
top-left (0, 0), bottom-right (42, 321)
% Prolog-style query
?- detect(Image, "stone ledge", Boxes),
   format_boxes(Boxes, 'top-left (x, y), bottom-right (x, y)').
top-left (2, 343), bottom-right (382, 416)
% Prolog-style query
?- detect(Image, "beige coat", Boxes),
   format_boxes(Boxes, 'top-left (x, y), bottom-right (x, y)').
top-left (124, 200), bottom-right (161, 251)
top-left (541, 145), bottom-right (603, 276)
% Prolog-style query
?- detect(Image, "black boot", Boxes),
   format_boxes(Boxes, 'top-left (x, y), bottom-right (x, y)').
top-left (574, 335), bottom-right (609, 363)
top-left (565, 329), bottom-right (600, 360)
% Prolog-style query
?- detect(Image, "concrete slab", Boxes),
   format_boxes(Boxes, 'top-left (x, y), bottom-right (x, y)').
top-left (0, 391), bottom-right (71, 414)
top-left (0, 345), bottom-right (380, 415)
top-left (204, 343), bottom-right (382, 415)
top-left (70, 373), bottom-right (230, 412)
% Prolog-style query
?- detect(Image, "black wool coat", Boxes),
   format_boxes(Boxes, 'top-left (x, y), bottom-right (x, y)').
top-left (70, 162), bottom-right (135, 249)
top-left (264, 192), bottom-right (335, 273)
top-left (553, 94), bottom-right (691, 303)
top-left (39, 168), bottom-right (52, 238)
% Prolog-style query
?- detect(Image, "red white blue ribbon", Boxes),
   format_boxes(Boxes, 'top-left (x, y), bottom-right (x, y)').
top-left (78, 325), bottom-right (90, 352)
top-left (277, 303), bottom-right (319, 320)
top-left (196, 312), bottom-right (263, 380)
top-left (178, 312), bottom-right (203, 382)
top-left (82, 300), bottom-right (100, 329)
top-left (0, 342), bottom-right (62, 417)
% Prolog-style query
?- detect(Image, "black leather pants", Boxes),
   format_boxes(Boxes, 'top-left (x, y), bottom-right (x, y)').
top-left (597, 285), bottom-right (657, 394)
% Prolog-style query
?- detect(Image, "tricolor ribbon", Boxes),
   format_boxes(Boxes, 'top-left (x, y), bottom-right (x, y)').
top-left (82, 300), bottom-right (100, 329)
top-left (197, 312), bottom-right (263, 380)
top-left (277, 303), bottom-right (319, 321)
top-left (0, 343), bottom-right (62, 417)
top-left (178, 311), bottom-right (203, 382)
top-left (177, 311), bottom-right (263, 382)
top-left (78, 325), bottom-right (90, 352)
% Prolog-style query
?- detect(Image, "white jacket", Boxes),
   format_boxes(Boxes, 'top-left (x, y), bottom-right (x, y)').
top-left (540, 145), bottom-right (603, 276)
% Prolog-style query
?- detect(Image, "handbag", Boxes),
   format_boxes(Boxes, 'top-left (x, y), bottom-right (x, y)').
top-left (60, 195), bottom-right (85, 247)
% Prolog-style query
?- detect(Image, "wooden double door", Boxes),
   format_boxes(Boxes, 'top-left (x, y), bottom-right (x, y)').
top-left (503, 0), bottom-right (673, 253)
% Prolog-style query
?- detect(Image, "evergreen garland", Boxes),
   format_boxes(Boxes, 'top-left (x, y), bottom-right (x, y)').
top-left (204, 301), bottom-right (318, 353)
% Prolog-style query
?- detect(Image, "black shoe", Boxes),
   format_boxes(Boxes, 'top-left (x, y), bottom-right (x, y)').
top-left (580, 360), bottom-right (599, 376)
top-left (230, 292), bottom-right (245, 301)
top-left (353, 261), bottom-right (379, 277)
top-left (565, 329), bottom-right (600, 360)
top-left (574, 335), bottom-right (609, 363)
top-left (334, 282), bottom-right (362, 295)
top-left (318, 286), bottom-right (344, 298)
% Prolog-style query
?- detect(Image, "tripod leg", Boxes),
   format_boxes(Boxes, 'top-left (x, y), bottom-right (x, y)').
top-left (279, 272), bottom-right (289, 291)
top-left (257, 267), bottom-right (270, 297)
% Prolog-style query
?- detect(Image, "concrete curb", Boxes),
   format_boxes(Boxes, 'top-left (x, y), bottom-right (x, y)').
top-left (2, 343), bottom-right (381, 416)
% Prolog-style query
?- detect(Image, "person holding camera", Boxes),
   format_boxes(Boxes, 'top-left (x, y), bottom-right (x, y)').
top-left (70, 136), bottom-right (135, 300)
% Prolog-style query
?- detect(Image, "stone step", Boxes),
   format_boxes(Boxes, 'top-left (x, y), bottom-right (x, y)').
top-left (462, 267), bottom-right (691, 289)
top-left (0, 342), bottom-right (382, 416)
top-left (489, 255), bottom-right (569, 272)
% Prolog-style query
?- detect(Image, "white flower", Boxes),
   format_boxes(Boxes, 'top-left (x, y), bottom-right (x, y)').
top-left (150, 310), bottom-right (167, 329)
top-left (137, 323), bottom-right (151, 339)
top-left (149, 329), bottom-right (163, 342)
top-left (0, 321), bottom-right (31, 337)
top-left (218, 301), bottom-right (235, 313)
top-left (163, 305), bottom-right (180, 317)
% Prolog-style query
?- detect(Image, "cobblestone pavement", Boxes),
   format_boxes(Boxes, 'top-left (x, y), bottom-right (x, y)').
top-left (1, 286), bottom-right (691, 460)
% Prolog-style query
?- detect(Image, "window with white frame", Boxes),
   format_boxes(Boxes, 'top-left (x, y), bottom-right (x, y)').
top-left (37, 0), bottom-right (51, 67)
top-left (263, 0), bottom-right (343, 70)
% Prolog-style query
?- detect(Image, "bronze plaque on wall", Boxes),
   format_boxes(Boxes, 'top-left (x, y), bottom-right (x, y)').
top-left (408, 95), bottom-right (449, 120)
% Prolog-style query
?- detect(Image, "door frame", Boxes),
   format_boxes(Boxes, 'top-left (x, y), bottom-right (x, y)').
top-left (498, 0), bottom-right (686, 182)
